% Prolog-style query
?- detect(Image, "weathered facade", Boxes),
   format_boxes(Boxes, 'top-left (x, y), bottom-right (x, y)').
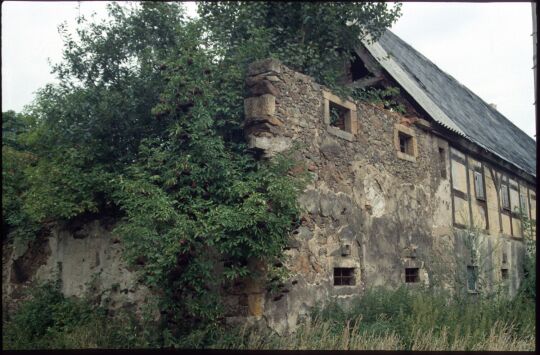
top-left (232, 31), bottom-right (536, 334)
top-left (2, 30), bottom-right (536, 334)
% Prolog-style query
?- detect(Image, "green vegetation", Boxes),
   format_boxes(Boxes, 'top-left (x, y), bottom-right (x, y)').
top-left (352, 86), bottom-right (407, 114)
top-left (2, 1), bottom-right (403, 344)
top-left (4, 284), bottom-right (534, 350)
top-left (2, 282), bottom-right (160, 349)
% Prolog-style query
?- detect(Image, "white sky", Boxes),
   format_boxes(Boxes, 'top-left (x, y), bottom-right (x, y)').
top-left (1, 1), bottom-right (536, 138)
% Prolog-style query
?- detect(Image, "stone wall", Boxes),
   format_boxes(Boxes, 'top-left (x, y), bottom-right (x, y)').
top-left (2, 218), bottom-right (155, 320)
top-left (240, 59), bottom-right (529, 334)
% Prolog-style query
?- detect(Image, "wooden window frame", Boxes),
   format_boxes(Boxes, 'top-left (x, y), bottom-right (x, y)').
top-left (500, 182), bottom-right (511, 212)
top-left (473, 170), bottom-right (486, 201)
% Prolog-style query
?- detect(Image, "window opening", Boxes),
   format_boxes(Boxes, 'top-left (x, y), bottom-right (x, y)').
top-left (501, 268), bottom-right (509, 280)
top-left (474, 171), bottom-right (485, 201)
top-left (329, 101), bottom-right (348, 131)
top-left (500, 183), bottom-right (510, 211)
top-left (467, 265), bottom-right (478, 292)
top-left (438, 147), bottom-right (446, 178)
top-left (405, 268), bottom-right (419, 283)
top-left (502, 252), bottom-right (508, 264)
top-left (520, 194), bottom-right (528, 215)
top-left (399, 132), bottom-right (413, 155)
top-left (334, 267), bottom-right (355, 286)
top-left (350, 52), bottom-right (371, 81)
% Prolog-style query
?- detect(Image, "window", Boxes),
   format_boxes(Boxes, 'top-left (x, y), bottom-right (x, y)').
top-left (399, 132), bottom-right (413, 155)
top-left (329, 101), bottom-right (349, 130)
top-left (438, 147), bottom-right (447, 178)
top-left (502, 252), bottom-right (508, 264)
top-left (500, 183), bottom-right (510, 211)
top-left (334, 268), bottom-right (355, 286)
top-left (323, 90), bottom-right (357, 139)
top-left (501, 268), bottom-right (509, 280)
top-left (394, 124), bottom-right (417, 162)
top-left (467, 265), bottom-right (478, 292)
top-left (473, 171), bottom-right (485, 201)
top-left (520, 194), bottom-right (528, 215)
top-left (405, 268), bottom-right (419, 283)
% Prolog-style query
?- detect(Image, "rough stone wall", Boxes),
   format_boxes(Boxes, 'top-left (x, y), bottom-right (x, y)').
top-left (2, 219), bottom-right (155, 320)
top-left (241, 59), bottom-right (529, 334)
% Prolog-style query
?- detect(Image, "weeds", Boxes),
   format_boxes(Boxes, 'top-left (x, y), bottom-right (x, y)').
top-left (3, 284), bottom-right (535, 350)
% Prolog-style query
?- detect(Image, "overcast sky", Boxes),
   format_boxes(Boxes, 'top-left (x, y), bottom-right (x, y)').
top-left (1, 1), bottom-right (536, 138)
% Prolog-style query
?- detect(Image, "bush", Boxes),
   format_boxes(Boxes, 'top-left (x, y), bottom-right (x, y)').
top-left (2, 283), bottom-right (160, 350)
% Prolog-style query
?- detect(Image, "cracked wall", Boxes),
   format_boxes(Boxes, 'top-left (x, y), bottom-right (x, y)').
top-left (240, 58), bottom-right (532, 334)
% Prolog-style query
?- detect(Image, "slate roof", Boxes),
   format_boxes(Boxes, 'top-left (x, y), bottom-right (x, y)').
top-left (361, 29), bottom-right (536, 178)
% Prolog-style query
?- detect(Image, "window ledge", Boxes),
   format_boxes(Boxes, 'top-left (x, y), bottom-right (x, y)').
top-left (327, 126), bottom-right (355, 141)
top-left (397, 151), bottom-right (416, 162)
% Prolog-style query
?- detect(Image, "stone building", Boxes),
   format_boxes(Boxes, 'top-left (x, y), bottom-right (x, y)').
top-left (239, 29), bottom-right (536, 333)
top-left (2, 30), bottom-right (536, 335)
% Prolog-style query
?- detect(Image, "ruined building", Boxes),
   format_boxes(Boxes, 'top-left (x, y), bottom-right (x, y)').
top-left (2, 30), bottom-right (536, 334)
top-left (237, 30), bottom-right (536, 333)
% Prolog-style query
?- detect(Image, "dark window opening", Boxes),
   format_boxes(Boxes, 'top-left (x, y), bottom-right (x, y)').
top-left (474, 171), bottom-right (485, 201)
top-left (350, 52), bottom-right (371, 81)
top-left (329, 101), bottom-right (349, 131)
top-left (501, 268), bottom-right (509, 280)
top-left (334, 267), bottom-right (355, 286)
top-left (405, 268), bottom-right (419, 283)
top-left (467, 265), bottom-right (478, 291)
top-left (438, 147), bottom-right (447, 178)
top-left (501, 183), bottom-right (510, 211)
top-left (399, 132), bottom-right (413, 155)
top-left (502, 252), bottom-right (508, 264)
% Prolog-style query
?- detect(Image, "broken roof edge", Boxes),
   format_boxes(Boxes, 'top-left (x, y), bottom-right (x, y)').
top-left (360, 34), bottom-right (536, 179)
top-left (359, 36), bottom-right (466, 137)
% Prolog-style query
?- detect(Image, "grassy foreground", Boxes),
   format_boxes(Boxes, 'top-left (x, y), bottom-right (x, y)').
top-left (2, 285), bottom-right (535, 350)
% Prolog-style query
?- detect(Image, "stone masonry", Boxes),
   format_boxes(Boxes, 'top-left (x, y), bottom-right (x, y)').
top-left (236, 58), bottom-right (531, 335)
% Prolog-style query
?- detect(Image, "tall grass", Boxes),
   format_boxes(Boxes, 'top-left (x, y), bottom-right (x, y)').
top-left (3, 284), bottom-right (535, 350)
top-left (206, 286), bottom-right (535, 351)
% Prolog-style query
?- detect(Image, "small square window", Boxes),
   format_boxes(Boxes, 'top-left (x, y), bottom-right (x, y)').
top-left (399, 132), bottom-right (413, 155)
top-left (501, 268), bottom-right (509, 280)
top-left (467, 265), bottom-right (478, 291)
top-left (334, 267), bottom-right (355, 286)
top-left (394, 124), bottom-right (417, 162)
top-left (405, 268), bottom-right (419, 283)
top-left (323, 91), bottom-right (357, 138)
top-left (329, 102), bottom-right (348, 131)
top-left (474, 171), bottom-right (485, 201)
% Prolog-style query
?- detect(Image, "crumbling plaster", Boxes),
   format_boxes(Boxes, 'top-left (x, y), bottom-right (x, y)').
top-left (240, 58), bottom-right (530, 334)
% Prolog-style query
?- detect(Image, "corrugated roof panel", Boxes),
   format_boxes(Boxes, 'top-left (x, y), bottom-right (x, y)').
top-left (361, 30), bottom-right (536, 177)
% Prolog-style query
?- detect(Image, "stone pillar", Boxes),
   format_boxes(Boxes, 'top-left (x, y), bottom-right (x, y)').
top-left (244, 58), bottom-right (291, 157)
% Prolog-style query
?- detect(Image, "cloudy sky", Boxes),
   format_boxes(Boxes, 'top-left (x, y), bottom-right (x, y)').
top-left (1, 1), bottom-right (536, 138)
